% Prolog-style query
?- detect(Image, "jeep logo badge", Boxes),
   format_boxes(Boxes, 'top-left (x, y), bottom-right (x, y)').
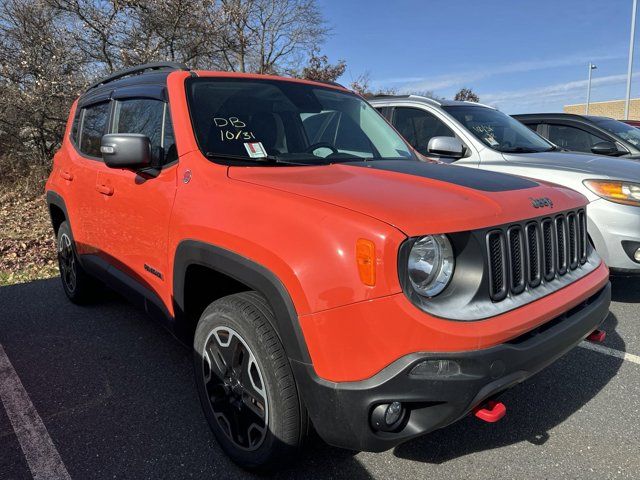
top-left (530, 197), bottom-right (554, 209)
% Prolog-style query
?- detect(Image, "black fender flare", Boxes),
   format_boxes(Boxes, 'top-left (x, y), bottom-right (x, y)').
top-left (172, 240), bottom-right (312, 364)
top-left (45, 190), bottom-right (70, 234)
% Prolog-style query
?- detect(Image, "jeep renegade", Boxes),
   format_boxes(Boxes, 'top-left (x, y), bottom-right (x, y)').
top-left (46, 63), bottom-right (611, 470)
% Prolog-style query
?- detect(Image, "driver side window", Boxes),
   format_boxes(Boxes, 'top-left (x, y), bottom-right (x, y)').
top-left (392, 107), bottom-right (455, 155)
top-left (113, 98), bottom-right (176, 166)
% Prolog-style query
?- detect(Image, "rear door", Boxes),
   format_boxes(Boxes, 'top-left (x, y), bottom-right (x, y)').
top-left (94, 92), bottom-right (178, 302)
top-left (66, 100), bottom-right (112, 256)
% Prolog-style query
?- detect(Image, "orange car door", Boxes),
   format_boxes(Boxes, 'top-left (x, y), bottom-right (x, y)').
top-left (67, 100), bottom-right (113, 256)
top-left (94, 94), bottom-right (178, 304)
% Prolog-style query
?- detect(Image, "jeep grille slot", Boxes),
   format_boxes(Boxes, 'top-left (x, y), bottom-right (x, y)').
top-left (555, 216), bottom-right (568, 275)
top-left (487, 230), bottom-right (507, 302)
top-left (541, 218), bottom-right (555, 281)
top-left (525, 223), bottom-right (542, 288)
top-left (507, 226), bottom-right (525, 295)
top-left (578, 210), bottom-right (587, 264)
top-left (486, 209), bottom-right (588, 303)
top-left (567, 213), bottom-right (579, 269)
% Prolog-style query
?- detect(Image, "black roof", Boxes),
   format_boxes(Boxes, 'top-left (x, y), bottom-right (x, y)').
top-left (79, 62), bottom-right (190, 107)
top-left (78, 62), bottom-right (347, 107)
top-left (512, 112), bottom-right (614, 123)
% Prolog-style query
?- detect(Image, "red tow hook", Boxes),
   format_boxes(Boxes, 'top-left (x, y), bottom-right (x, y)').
top-left (587, 329), bottom-right (606, 343)
top-left (473, 400), bottom-right (506, 423)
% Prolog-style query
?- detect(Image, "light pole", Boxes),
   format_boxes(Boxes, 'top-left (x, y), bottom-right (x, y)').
top-left (586, 63), bottom-right (597, 115)
top-left (625, 0), bottom-right (637, 120)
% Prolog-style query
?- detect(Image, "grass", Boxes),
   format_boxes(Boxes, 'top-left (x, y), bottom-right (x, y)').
top-left (0, 187), bottom-right (59, 286)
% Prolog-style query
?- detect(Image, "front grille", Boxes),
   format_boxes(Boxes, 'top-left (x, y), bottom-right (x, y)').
top-left (487, 209), bottom-right (588, 302)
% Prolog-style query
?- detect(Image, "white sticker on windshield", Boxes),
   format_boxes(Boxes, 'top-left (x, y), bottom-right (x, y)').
top-left (244, 142), bottom-right (267, 158)
top-left (486, 136), bottom-right (499, 147)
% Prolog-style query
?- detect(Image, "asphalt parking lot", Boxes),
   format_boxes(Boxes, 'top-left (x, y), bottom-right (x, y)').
top-left (0, 277), bottom-right (638, 480)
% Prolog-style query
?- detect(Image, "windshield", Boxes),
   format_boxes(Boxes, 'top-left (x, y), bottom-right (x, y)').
top-left (186, 77), bottom-right (414, 164)
top-left (443, 105), bottom-right (554, 153)
top-left (590, 117), bottom-right (640, 148)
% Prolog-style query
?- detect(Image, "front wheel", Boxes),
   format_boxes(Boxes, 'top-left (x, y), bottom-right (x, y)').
top-left (193, 292), bottom-right (307, 471)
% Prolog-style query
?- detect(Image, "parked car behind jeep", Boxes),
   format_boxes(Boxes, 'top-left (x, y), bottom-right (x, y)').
top-left (513, 113), bottom-right (640, 159)
top-left (47, 65), bottom-right (611, 471)
top-left (371, 96), bottom-right (640, 274)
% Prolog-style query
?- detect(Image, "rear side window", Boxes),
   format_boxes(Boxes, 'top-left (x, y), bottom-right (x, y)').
top-left (113, 98), bottom-right (175, 166)
top-left (70, 110), bottom-right (82, 144)
top-left (79, 102), bottom-right (110, 157)
top-left (546, 124), bottom-right (607, 152)
top-left (392, 107), bottom-right (455, 155)
top-left (163, 111), bottom-right (178, 164)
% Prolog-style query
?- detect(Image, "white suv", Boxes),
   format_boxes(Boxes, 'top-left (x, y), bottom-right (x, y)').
top-left (371, 95), bottom-right (640, 274)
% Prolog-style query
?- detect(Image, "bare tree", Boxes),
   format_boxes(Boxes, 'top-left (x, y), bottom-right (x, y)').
top-left (0, 0), bottom-right (89, 174)
top-left (45, 0), bottom-right (129, 73)
top-left (216, 0), bottom-right (327, 74)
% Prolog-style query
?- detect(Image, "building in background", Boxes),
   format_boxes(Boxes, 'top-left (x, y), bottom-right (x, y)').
top-left (564, 99), bottom-right (640, 119)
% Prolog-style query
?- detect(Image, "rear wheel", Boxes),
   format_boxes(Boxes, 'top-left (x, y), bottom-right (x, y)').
top-left (193, 292), bottom-right (307, 471)
top-left (56, 221), bottom-right (98, 303)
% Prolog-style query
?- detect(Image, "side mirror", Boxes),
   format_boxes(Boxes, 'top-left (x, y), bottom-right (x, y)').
top-left (427, 136), bottom-right (465, 159)
top-left (101, 134), bottom-right (152, 169)
top-left (590, 141), bottom-right (619, 156)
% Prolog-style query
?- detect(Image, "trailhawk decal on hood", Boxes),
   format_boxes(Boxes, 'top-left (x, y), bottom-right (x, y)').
top-left (344, 160), bottom-right (539, 192)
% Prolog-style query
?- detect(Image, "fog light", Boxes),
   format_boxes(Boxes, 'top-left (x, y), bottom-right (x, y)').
top-left (370, 402), bottom-right (405, 431)
top-left (410, 359), bottom-right (461, 377)
top-left (635, 248), bottom-right (640, 262)
top-left (385, 402), bottom-right (402, 426)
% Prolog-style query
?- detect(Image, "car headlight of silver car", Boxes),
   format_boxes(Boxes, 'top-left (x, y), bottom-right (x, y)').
top-left (583, 179), bottom-right (640, 207)
top-left (407, 234), bottom-right (455, 297)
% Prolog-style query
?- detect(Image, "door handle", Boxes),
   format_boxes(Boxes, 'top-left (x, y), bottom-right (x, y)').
top-left (96, 184), bottom-right (114, 196)
top-left (60, 170), bottom-right (74, 181)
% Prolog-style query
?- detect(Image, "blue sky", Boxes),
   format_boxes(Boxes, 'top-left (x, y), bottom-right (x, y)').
top-left (318, 0), bottom-right (639, 113)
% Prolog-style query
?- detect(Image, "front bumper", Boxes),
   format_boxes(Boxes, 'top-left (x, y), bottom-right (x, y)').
top-left (293, 283), bottom-right (611, 452)
top-left (588, 199), bottom-right (640, 272)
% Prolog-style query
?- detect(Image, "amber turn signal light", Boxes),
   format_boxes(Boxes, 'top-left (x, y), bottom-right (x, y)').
top-left (356, 238), bottom-right (376, 286)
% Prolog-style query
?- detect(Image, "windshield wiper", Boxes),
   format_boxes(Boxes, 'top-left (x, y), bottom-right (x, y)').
top-left (499, 147), bottom-right (543, 153)
top-left (204, 152), bottom-right (309, 166)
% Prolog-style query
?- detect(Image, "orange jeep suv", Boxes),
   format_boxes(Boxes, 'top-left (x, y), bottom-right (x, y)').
top-left (46, 63), bottom-right (611, 470)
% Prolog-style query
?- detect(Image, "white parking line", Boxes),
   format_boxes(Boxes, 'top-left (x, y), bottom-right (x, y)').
top-left (0, 344), bottom-right (71, 480)
top-left (579, 341), bottom-right (640, 365)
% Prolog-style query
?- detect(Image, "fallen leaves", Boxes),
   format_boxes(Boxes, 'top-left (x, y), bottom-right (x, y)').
top-left (0, 189), bottom-right (58, 286)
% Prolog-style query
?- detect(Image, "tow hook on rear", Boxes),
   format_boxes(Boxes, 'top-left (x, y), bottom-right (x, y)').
top-left (473, 400), bottom-right (506, 423)
top-left (587, 329), bottom-right (606, 343)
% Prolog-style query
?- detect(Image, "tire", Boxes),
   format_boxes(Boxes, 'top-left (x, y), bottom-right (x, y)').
top-left (56, 221), bottom-right (99, 304)
top-left (193, 291), bottom-right (307, 471)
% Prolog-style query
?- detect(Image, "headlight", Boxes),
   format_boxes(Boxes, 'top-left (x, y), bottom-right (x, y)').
top-left (583, 179), bottom-right (640, 207)
top-left (407, 235), bottom-right (454, 297)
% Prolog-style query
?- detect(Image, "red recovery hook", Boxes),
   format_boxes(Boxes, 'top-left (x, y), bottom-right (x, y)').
top-left (473, 400), bottom-right (506, 423)
top-left (587, 329), bottom-right (606, 343)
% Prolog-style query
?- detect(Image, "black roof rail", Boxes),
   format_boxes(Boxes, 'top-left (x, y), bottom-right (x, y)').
top-left (86, 62), bottom-right (190, 92)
